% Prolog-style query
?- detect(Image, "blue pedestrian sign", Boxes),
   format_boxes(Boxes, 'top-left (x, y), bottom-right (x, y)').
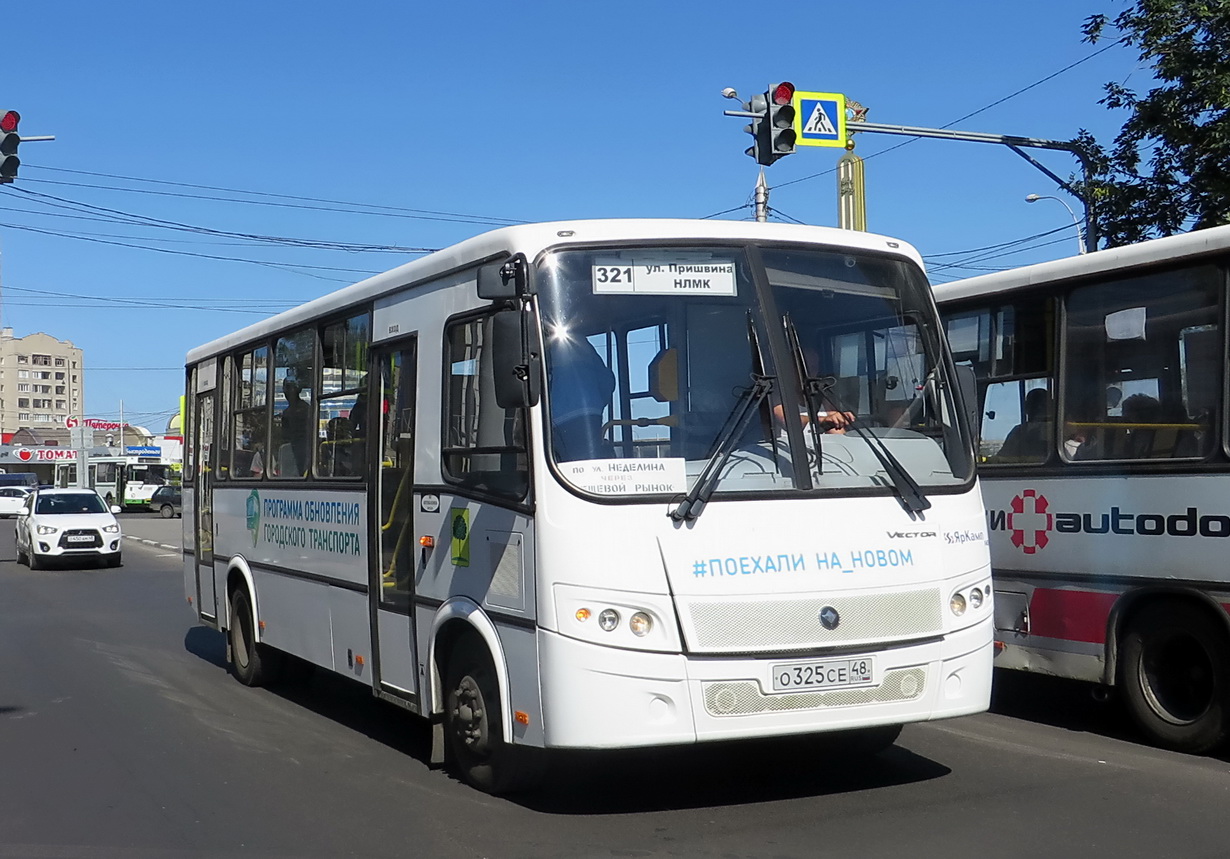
top-left (792, 92), bottom-right (847, 148)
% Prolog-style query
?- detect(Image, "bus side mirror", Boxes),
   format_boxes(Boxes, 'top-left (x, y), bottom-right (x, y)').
top-left (478, 256), bottom-right (528, 300)
top-left (491, 309), bottom-right (541, 409)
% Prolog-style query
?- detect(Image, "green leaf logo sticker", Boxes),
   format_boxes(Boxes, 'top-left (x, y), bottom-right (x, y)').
top-left (450, 507), bottom-right (470, 567)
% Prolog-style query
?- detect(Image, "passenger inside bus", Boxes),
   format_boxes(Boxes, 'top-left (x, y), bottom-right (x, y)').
top-left (279, 378), bottom-right (313, 476)
top-left (772, 342), bottom-right (855, 435)
top-left (547, 335), bottom-right (616, 462)
top-left (321, 417), bottom-right (354, 477)
top-left (993, 388), bottom-right (1052, 462)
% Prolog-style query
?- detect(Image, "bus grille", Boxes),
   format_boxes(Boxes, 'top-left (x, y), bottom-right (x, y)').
top-left (680, 588), bottom-right (942, 653)
top-left (703, 668), bottom-right (927, 717)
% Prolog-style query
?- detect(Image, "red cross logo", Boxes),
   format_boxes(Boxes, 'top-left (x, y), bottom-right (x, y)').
top-left (1008, 489), bottom-right (1052, 554)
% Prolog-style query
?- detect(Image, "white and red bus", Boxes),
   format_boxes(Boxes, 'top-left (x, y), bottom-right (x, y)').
top-left (933, 224), bottom-right (1230, 753)
top-left (184, 219), bottom-right (993, 793)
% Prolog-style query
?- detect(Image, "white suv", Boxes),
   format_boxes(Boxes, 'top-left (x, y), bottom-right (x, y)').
top-left (15, 488), bottom-right (123, 569)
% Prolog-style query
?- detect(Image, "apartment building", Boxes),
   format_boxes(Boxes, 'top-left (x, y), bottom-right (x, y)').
top-left (0, 327), bottom-right (84, 442)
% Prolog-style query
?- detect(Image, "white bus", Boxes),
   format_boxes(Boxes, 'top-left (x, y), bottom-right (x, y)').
top-left (933, 223), bottom-right (1230, 754)
top-left (54, 454), bottom-right (175, 509)
top-left (183, 219), bottom-right (992, 793)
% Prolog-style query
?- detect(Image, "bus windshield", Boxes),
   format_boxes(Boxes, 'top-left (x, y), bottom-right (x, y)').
top-left (536, 244), bottom-right (969, 499)
top-left (129, 464), bottom-right (171, 486)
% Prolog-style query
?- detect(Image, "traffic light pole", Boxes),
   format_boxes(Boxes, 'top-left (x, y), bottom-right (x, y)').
top-left (850, 121), bottom-right (1097, 251)
top-left (754, 169), bottom-right (768, 223)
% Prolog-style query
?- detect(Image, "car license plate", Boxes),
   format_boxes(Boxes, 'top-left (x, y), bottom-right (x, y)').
top-left (66, 535), bottom-right (95, 543)
top-left (771, 657), bottom-right (874, 692)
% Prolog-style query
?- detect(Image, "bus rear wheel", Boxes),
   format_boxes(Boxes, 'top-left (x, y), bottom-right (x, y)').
top-left (444, 642), bottom-right (542, 795)
top-left (1120, 600), bottom-right (1230, 754)
top-left (229, 587), bottom-right (282, 687)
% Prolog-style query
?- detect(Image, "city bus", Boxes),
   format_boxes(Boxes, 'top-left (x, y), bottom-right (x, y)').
top-left (933, 223), bottom-right (1230, 754)
top-left (54, 454), bottom-right (174, 509)
top-left (183, 219), bottom-right (993, 794)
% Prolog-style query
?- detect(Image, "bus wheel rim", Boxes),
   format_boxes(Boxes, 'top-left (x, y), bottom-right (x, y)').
top-left (1139, 632), bottom-right (1214, 726)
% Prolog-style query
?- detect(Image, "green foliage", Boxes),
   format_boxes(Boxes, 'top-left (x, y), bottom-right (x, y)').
top-left (1078, 1), bottom-right (1230, 247)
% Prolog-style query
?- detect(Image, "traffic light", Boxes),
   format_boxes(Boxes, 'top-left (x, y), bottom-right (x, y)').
top-left (766, 82), bottom-right (797, 163)
top-left (743, 92), bottom-right (768, 165)
top-left (0, 111), bottom-right (19, 184)
top-left (744, 84), bottom-right (796, 166)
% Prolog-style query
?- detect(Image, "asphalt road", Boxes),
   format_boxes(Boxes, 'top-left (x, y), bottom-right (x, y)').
top-left (2, 513), bottom-right (1228, 859)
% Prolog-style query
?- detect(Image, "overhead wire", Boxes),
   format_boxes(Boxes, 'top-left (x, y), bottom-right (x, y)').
top-left (772, 38), bottom-right (1126, 192)
top-left (23, 165), bottom-right (528, 227)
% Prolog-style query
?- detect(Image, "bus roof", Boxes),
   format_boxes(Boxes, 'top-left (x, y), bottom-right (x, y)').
top-left (932, 222), bottom-right (1230, 305)
top-left (186, 218), bottom-right (924, 364)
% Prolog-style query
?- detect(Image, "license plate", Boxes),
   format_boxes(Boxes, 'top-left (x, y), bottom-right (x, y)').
top-left (66, 535), bottom-right (95, 543)
top-left (771, 657), bottom-right (874, 692)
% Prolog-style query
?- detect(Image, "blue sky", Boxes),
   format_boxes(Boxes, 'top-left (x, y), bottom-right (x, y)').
top-left (1, 1), bottom-right (1142, 429)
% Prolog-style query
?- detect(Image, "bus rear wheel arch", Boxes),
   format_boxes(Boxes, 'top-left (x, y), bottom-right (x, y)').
top-left (1119, 598), bottom-right (1230, 754)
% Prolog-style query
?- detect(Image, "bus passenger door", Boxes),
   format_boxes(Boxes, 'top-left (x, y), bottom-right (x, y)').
top-left (194, 392), bottom-right (218, 621)
top-left (370, 341), bottom-right (419, 702)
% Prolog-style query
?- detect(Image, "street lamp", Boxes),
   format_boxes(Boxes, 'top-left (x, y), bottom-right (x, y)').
top-left (1026, 193), bottom-right (1086, 254)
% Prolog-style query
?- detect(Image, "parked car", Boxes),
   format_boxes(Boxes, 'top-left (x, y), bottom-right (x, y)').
top-left (0, 486), bottom-right (31, 518)
top-left (15, 487), bottom-right (123, 569)
top-left (148, 485), bottom-right (182, 519)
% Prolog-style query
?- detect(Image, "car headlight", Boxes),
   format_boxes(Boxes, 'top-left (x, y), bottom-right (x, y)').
top-left (36, 524), bottom-right (58, 535)
top-left (102, 524), bottom-right (120, 534)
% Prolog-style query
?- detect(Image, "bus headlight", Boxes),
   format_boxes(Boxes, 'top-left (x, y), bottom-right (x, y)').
top-left (555, 584), bottom-right (680, 652)
top-left (949, 582), bottom-right (992, 620)
top-left (629, 612), bottom-right (653, 637)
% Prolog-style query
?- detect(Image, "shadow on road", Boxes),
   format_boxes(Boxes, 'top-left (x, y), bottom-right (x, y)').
top-left (516, 739), bottom-right (950, 813)
top-left (990, 667), bottom-right (1230, 763)
top-left (183, 628), bottom-right (953, 810)
top-left (183, 626), bottom-right (228, 670)
top-left (989, 668), bottom-right (1131, 737)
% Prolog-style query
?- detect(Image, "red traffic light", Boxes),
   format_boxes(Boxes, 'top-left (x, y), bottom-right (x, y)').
top-left (771, 82), bottom-right (795, 106)
top-left (0, 111), bottom-right (18, 133)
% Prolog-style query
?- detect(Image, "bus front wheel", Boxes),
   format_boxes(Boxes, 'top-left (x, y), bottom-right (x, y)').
top-left (443, 642), bottom-right (542, 795)
top-left (1120, 600), bottom-right (1230, 754)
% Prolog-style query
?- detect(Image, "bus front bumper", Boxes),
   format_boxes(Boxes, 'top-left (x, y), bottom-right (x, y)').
top-left (536, 618), bottom-right (992, 749)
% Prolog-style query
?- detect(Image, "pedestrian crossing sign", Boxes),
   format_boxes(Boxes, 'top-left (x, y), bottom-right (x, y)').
top-left (793, 92), bottom-right (847, 148)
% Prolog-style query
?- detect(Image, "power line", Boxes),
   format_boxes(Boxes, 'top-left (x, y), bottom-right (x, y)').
top-left (23, 165), bottom-right (528, 227)
top-left (773, 39), bottom-right (1125, 192)
top-left (1, 283), bottom-right (296, 315)
top-left (923, 225), bottom-right (1070, 259)
top-left (6, 186), bottom-right (436, 254)
top-left (0, 220), bottom-right (375, 282)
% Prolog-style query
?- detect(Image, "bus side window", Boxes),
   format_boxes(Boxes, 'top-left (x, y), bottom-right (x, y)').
top-left (442, 313), bottom-right (528, 500)
top-left (232, 346), bottom-right (270, 479)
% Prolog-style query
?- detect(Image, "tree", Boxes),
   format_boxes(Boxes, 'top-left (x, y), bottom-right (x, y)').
top-left (1078, 2), bottom-right (1230, 248)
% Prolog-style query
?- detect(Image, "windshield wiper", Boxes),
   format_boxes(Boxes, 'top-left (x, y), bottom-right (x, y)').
top-left (783, 316), bottom-right (931, 516)
top-left (670, 374), bottom-right (774, 522)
